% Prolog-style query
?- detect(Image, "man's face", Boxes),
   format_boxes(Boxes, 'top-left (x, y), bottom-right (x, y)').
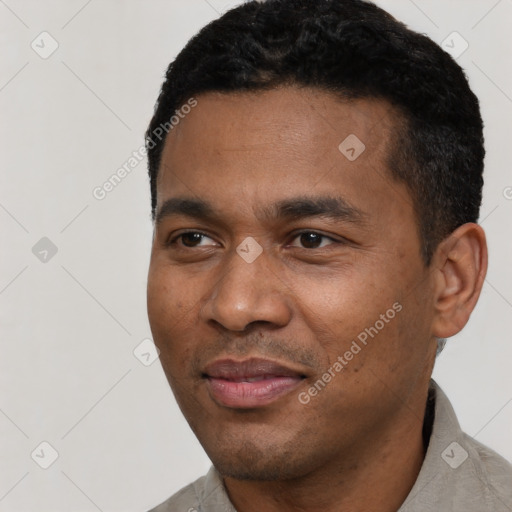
top-left (147, 87), bottom-right (438, 480)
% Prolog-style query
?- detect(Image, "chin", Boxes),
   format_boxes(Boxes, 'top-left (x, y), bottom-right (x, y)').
top-left (212, 451), bottom-right (301, 481)
top-left (201, 430), bottom-right (321, 482)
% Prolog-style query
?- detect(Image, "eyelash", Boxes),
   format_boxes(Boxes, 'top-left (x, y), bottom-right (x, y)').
top-left (166, 230), bottom-right (340, 249)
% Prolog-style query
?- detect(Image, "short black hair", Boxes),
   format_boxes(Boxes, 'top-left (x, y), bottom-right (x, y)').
top-left (146, 0), bottom-right (484, 265)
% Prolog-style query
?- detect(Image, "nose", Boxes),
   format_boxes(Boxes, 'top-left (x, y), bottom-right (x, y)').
top-left (200, 245), bottom-right (292, 332)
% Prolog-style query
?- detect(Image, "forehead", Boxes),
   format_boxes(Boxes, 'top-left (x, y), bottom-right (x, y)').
top-left (159, 86), bottom-right (398, 171)
top-left (156, 87), bottom-right (411, 228)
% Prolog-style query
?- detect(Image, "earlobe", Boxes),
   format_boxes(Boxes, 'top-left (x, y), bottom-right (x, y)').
top-left (431, 223), bottom-right (488, 339)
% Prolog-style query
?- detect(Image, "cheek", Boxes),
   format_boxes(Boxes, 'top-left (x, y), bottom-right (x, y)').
top-left (147, 258), bottom-right (193, 319)
top-left (147, 263), bottom-right (196, 365)
top-left (294, 268), bottom-right (394, 345)
top-left (294, 266), bottom-right (416, 392)
top-left (147, 267), bottom-right (173, 328)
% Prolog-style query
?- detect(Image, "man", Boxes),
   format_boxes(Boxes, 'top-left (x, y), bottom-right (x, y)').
top-left (145, 0), bottom-right (512, 510)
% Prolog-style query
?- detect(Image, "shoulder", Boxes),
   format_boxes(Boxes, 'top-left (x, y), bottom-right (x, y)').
top-left (463, 433), bottom-right (512, 508)
top-left (146, 475), bottom-right (205, 512)
top-left (401, 381), bottom-right (512, 511)
top-left (146, 466), bottom-right (233, 512)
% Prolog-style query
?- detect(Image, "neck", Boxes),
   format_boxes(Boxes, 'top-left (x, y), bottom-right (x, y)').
top-left (223, 387), bottom-right (430, 512)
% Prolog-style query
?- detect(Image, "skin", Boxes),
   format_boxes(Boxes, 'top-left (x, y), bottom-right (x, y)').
top-left (147, 86), bottom-right (487, 512)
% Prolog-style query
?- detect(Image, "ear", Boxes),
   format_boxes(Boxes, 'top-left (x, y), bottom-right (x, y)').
top-left (431, 223), bottom-right (488, 338)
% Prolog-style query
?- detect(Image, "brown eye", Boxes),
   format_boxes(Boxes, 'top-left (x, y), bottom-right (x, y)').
top-left (167, 231), bottom-right (217, 248)
top-left (290, 231), bottom-right (337, 249)
top-left (299, 233), bottom-right (323, 248)
top-left (181, 232), bottom-right (205, 247)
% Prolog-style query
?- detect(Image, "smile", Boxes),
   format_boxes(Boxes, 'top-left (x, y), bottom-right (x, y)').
top-left (203, 358), bottom-right (306, 409)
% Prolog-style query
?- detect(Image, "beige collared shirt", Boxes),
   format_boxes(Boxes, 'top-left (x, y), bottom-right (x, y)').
top-left (149, 380), bottom-right (512, 511)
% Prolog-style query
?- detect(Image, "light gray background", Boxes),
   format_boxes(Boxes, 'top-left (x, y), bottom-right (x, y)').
top-left (1, 1), bottom-right (511, 510)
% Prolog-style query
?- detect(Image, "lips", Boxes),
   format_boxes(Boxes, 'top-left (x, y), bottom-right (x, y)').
top-left (203, 358), bottom-right (305, 409)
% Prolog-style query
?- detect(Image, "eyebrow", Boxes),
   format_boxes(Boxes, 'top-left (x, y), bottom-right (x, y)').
top-left (155, 195), bottom-right (366, 226)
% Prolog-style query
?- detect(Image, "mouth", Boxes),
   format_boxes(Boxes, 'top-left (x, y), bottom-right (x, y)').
top-left (203, 357), bottom-right (306, 409)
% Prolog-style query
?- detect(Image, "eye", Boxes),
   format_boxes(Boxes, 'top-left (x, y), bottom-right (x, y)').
top-left (167, 230), bottom-right (340, 250)
top-left (168, 231), bottom-right (217, 248)
top-left (289, 231), bottom-right (338, 249)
